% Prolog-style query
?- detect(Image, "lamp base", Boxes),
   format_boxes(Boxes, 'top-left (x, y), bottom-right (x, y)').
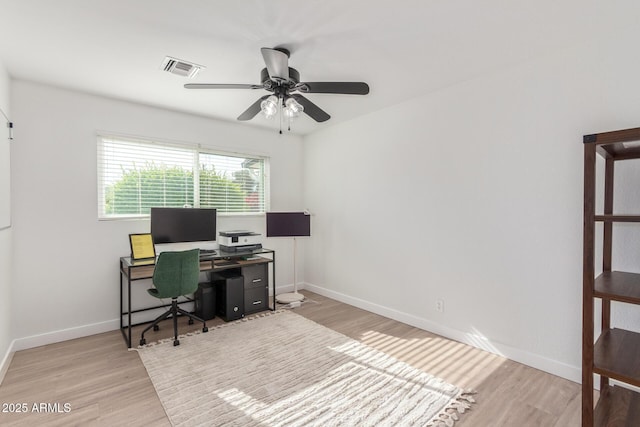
top-left (276, 292), bottom-right (305, 304)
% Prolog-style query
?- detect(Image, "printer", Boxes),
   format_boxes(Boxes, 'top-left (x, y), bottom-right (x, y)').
top-left (218, 230), bottom-right (262, 252)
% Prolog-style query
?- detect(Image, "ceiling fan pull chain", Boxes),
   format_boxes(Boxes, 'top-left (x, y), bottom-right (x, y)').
top-left (279, 99), bottom-right (283, 134)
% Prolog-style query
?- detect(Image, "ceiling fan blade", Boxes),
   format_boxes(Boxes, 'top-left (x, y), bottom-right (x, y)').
top-left (184, 83), bottom-right (263, 89)
top-left (296, 82), bottom-right (370, 95)
top-left (237, 95), bottom-right (270, 121)
top-left (261, 48), bottom-right (289, 82)
top-left (290, 94), bottom-right (331, 122)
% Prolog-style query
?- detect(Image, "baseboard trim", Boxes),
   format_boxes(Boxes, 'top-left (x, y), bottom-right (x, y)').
top-left (6, 283), bottom-right (295, 355)
top-left (0, 342), bottom-right (15, 386)
top-left (11, 319), bottom-right (120, 352)
top-left (302, 282), bottom-right (581, 384)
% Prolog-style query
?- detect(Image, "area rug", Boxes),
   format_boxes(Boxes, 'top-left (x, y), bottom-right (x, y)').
top-left (136, 310), bottom-right (475, 427)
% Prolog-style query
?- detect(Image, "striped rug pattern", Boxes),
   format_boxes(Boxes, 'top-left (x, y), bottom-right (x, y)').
top-left (136, 310), bottom-right (474, 426)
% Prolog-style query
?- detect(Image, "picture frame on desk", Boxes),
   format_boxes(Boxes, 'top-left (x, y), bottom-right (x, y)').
top-left (129, 233), bottom-right (156, 260)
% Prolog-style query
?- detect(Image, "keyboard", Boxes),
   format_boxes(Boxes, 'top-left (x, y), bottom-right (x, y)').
top-left (199, 249), bottom-right (217, 258)
top-left (215, 260), bottom-right (238, 267)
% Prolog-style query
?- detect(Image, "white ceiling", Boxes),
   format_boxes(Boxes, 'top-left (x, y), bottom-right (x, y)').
top-left (0, 0), bottom-right (612, 135)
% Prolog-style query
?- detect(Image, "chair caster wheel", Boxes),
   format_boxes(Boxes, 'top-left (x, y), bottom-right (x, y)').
top-left (153, 325), bottom-right (159, 331)
top-left (188, 318), bottom-right (194, 325)
top-left (173, 340), bottom-right (180, 346)
top-left (140, 338), bottom-right (146, 346)
top-left (203, 326), bottom-right (209, 333)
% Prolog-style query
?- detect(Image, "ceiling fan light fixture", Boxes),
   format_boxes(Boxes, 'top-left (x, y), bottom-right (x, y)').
top-left (283, 97), bottom-right (304, 118)
top-left (260, 95), bottom-right (279, 119)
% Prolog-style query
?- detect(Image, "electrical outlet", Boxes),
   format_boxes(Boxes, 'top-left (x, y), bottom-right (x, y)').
top-left (436, 299), bottom-right (445, 313)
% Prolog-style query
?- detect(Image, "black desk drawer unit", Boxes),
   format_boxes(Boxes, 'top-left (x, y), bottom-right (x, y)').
top-left (243, 264), bottom-right (268, 314)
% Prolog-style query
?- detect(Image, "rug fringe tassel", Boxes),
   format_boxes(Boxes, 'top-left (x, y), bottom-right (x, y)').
top-left (427, 390), bottom-right (477, 427)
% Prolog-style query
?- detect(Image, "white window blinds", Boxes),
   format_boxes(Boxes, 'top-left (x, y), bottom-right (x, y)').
top-left (97, 136), bottom-right (268, 218)
top-left (199, 152), bottom-right (265, 213)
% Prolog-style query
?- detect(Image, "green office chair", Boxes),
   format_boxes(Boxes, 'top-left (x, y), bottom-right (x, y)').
top-left (140, 249), bottom-right (208, 346)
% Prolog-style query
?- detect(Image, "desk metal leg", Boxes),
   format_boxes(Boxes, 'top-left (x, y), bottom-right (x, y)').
top-left (119, 266), bottom-right (133, 348)
top-left (127, 272), bottom-right (132, 348)
top-left (272, 251), bottom-right (276, 311)
top-left (120, 267), bottom-right (123, 335)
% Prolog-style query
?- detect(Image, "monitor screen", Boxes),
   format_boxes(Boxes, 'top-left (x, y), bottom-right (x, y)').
top-left (266, 212), bottom-right (311, 237)
top-left (150, 207), bottom-right (217, 244)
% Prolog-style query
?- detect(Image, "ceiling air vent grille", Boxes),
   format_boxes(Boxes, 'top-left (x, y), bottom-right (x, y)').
top-left (161, 56), bottom-right (204, 78)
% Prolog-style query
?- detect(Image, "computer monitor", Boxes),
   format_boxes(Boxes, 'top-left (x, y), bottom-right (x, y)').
top-left (266, 212), bottom-right (311, 237)
top-left (150, 207), bottom-right (217, 244)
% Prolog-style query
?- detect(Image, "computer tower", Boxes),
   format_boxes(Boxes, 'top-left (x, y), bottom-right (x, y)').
top-left (214, 275), bottom-right (244, 321)
top-left (194, 282), bottom-right (216, 321)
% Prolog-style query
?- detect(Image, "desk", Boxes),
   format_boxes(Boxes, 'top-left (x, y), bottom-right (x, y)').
top-left (119, 248), bottom-right (276, 348)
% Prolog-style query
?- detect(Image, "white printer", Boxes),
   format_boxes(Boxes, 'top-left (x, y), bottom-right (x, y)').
top-left (218, 230), bottom-right (262, 252)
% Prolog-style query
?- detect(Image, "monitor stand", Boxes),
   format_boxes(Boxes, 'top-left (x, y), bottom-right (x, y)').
top-left (275, 237), bottom-right (305, 304)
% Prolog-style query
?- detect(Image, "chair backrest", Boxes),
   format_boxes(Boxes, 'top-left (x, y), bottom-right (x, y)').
top-left (151, 249), bottom-right (200, 298)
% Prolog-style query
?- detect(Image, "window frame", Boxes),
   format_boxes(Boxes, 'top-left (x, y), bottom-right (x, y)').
top-left (96, 134), bottom-right (270, 220)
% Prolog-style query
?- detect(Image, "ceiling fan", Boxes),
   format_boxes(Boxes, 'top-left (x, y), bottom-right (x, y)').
top-left (184, 47), bottom-right (370, 127)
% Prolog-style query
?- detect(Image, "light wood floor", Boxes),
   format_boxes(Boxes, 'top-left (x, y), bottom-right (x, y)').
top-left (0, 290), bottom-right (581, 426)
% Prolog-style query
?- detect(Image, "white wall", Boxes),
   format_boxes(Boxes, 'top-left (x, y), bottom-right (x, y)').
top-left (10, 81), bottom-right (304, 347)
top-left (302, 24), bottom-right (640, 382)
top-left (0, 58), bottom-right (12, 377)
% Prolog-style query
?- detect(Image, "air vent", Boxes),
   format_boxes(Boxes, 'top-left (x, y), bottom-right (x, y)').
top-left (161, 56), bottom-right (204, 78)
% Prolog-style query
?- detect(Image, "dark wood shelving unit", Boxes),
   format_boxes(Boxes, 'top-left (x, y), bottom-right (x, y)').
top-left (583, 127), bottom-right (640, 426)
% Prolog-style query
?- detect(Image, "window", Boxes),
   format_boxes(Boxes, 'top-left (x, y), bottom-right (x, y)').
top-left (97, 136), bottom-right (268, 219)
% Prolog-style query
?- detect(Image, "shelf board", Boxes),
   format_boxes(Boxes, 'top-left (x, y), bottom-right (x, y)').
top-left (594, 271), bottom-right (640, 305)
top-left (594, 329), bottom-right (640, 387)
top-left (585, 127), bottom-right (640, 160)
top-left (595, 215), bottom-right (640, 223)
top-left (594, 385), bottom-right (640, 426)
top-left (596, 145), bottom-right (640, 160)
